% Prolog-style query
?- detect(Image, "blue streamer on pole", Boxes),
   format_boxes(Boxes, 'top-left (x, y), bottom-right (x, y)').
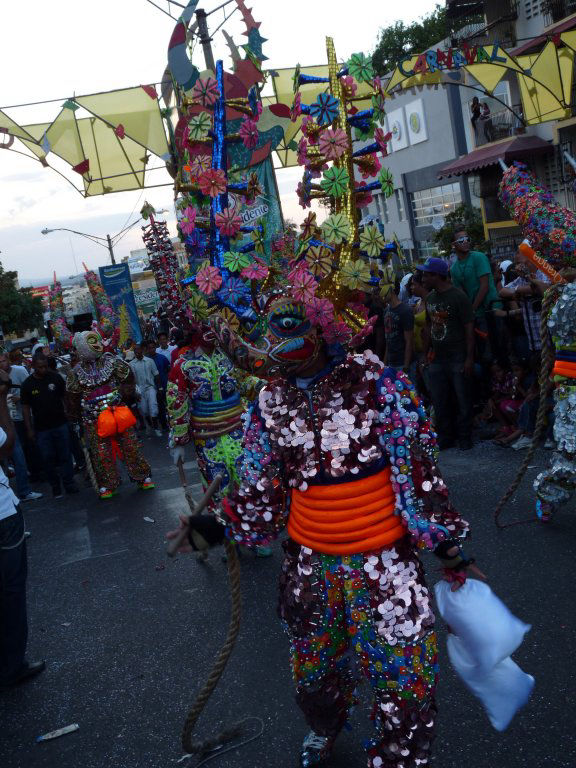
top-left (211, 61), bottom-right (230, 280)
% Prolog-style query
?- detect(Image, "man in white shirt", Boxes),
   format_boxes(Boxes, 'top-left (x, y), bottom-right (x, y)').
top-left (155, 331), bottom-right (176, 365)
top-left (130, 344), bottom-right (162, 436)
top-left (0, 366), bottom-right (45, 688)
top-left (0, 353), bottom-right (42, 503)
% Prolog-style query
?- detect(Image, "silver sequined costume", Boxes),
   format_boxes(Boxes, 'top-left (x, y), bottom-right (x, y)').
top-left (535, 283), bottom-right (576, 513)
top-left (221, 351), bottom-right (468, 768)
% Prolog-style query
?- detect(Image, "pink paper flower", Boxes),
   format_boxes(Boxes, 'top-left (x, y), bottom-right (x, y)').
top-left (323, 321), bottom-right (352, 345)
top-left (239, 117), bottom-right (259, 149)
top-left (306, 297), bottom-right (335, 327)
top-left (355, 182), bottom-right (373, 208)
top-left (192, 77), bottom-right (220, 107)
top-left (341, 75), bottom-right (357, 100)
top-left (179, 205), bottom-right (197, 235)
top-left (188, 154), bottom-right (211, 179)
top-left (356, 153), bottom-right (382, 179)
top-left (291, 270), bottom-right (317, 303)
top-left (290, 92), bottom-right (302, 122)
top-left (374, 126), bottom-right (392, 156)
top-left (297, 137), bottom-right (309, 166)
top-left (241, 258), bottom-right (269, 280)
top-left (195, 265), bottom-right (222, 295)
top-left (318, 127), bottom-right (348, 161)
top-left (215, 207), bottom-right (242, 237)
top-left (198, 168), bottom-right (227, 198)
top-left (301, 116), bottom-right (322, 144)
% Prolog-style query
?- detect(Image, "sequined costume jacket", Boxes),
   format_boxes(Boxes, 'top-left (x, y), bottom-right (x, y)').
top-left (66, 353), bottom-right (133, 422)
top-left (221, 351), bottom-right (469, 550)
top-left (167, 349), bottom-right (246, 493)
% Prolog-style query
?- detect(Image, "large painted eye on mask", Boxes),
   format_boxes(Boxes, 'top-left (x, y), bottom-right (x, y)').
top-left (268, 303), bottom-right (311, 339)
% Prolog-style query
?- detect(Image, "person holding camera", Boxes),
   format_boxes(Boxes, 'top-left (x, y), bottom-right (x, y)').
top-left (0, 367), bottom-right (45, 687)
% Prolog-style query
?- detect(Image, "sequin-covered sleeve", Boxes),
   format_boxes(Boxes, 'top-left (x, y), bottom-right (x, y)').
top-left (167, 357), bottom-right (192, 446)
top-left (113, 357), bottom-right (132, 382)
top-left (219, 402), bottom-right (287, 548)
top-left (384, 369), bottom-right (469, 542)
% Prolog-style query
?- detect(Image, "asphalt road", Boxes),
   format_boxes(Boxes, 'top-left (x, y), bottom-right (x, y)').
top-left (1, 434), bottom-right (575, 768)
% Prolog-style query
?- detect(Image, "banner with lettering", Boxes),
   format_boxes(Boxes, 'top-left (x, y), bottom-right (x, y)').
top-left (99, 264), bottom-right (142, 343)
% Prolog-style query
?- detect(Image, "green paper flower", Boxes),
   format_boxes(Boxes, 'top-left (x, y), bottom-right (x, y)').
top-left (187, 112), bottom-right (212, 140)
top-left (321, 213), bottom-right (351, 245)
top-left (223, 250), bottom-right (252, 272)
top-left (320, 166), bottom-right (350, 198)
top-left (292, 63), bottom-right (301, 93)
top-left (379, 167), bottom-right (394, 198)
top-left (187, 291), bottom-right (209, 319)
top-left (251, 229), bottom-right (266, 254)
top-left (347, 53), bottom-right (374, 84)
top-left (371, 92), bottom-right (387, 122)
top-left (359, 223), bottom-right (386, 257)
top-left (354, 124), bottom-right (374, 142)
top-left (340, 258), bottom-right (371, 290)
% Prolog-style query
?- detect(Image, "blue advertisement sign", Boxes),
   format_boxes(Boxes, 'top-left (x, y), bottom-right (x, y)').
top-left (98, 264), bottom-right (142, 343)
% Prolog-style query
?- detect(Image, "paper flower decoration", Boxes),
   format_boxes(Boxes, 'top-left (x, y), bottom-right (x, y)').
top-left (187, 112), bottom-right (212, 140)
top-left (340, 258), bottom-right (371, 290)
top-left (379, 167), bottom-right (394, 198)
top-left (215, 207), bottom-right (242, 237)
top-left (192, 77), bottom-right (220, 107)
top-left (179, 205), bottom-right (197, 235)
top-left (187, 291), bottom-right (209, 319)
top-left (372, 92), bottom-right (387, 122)
top-left (292, 63), bottom-right (301, 93)
top-left (297, 178), bottom-right (312, 209)
top-left (251, 228), bottom-right (265, 255)
top-left (198, 168), bottom-right (227, 198)
top-left (297, 137), bottom-right (309, 167)
top-left (223, 250), bottom-right (252, 272)
top-left (359, 224), bottom-right (386, 257)
top-left (321, 213), bottom-right (351, 244)
top-left (347, 53), bottom-right (374, 84)
top-left (301, 116), bottom-right (322, 144)
top-left (219, 277), bottom-right (248, 305)
top-left (219, 307), bottom-right (240, 331)
top-left (318, 128), bottom-right (348, 161)
top-left (323, 321), bottom-right (352, 345)
top-left (196, 265), bottom-right (222, 295)
top-left (355, 182), bottom-right (374, 208)
top-left (291, 270), bottom-right (317, 303)
top-left (374, 127), bottom-right (392, 155)
top-left (241, 258), bottom-right (269, 280)
top-left (306, 297), bottom-right (335, 327)
top-left (239, 118), bottom-right (259, 149)
top-left (290, 92), bottom-right (302, 122)
top-left (300, 212), bottom-right (319, 241)
top-left (356, 153), bottom-right (381, 179)
top-left (305, 245), bottom-right (333, 277)
top-left (188, 153), bottom-right (211, 178)
top-left (340, 75), bottom-right (358, 100)
top-left (245, 173), bottom-right (262, 203)
top-left (320, 166), bottom-right (350, 198)
top-left (354, 123), bottom-right (374, 141)
top-left (310, 93), bottom-right (340, 126)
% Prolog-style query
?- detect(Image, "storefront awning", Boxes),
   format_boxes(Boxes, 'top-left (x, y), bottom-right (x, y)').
top-left (438, 135), bottom-right (553, 178)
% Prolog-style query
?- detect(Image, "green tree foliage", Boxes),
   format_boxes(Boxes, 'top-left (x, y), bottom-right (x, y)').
top-left (372, 5), bottom-right (447, 75)
top-left (432, 204), bottom-right (489, 256)
top-left (0, 263), bottom-right (44, 335)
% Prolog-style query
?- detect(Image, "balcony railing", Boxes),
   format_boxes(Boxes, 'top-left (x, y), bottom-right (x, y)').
top-left (543, 0), bottom-right (576, 24)
top-left (473, 105), bottom-right (525, 147)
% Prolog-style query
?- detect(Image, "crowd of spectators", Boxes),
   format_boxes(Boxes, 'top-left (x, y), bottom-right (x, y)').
top-left (366, 225), bottom-right (553, 453)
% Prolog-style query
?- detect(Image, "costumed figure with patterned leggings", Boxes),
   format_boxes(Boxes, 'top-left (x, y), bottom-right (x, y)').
top-left (498, 162), bottom-right (576, 522)
top-left (167, 40), bottom-right (481, 768)
top-left (66, 330), bottom-right (154, 499)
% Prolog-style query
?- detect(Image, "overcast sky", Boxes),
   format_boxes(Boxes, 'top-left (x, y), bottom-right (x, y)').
top-left (0, 0), bottom-right (437, 285)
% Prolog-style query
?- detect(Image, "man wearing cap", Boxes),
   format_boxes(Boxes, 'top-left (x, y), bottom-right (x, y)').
top-left (419, 258), bottom-right (475, 451)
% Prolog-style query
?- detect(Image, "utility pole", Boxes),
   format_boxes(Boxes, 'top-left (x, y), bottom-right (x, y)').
top-left (106, 234), bottom-right (116, 265)
top-left (196, 8), bottom-right (216, 71)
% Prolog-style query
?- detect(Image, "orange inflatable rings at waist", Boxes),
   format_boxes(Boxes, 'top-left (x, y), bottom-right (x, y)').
top-left (97, 406), bottom-right (137, 438)
top-left (287, 468), bottom-right (404, 555)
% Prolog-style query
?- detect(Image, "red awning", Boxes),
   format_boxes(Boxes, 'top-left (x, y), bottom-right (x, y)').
top-left (438, 136), bottom-right (553, 178)
top-left (512, 12), bottom-right (576, 55)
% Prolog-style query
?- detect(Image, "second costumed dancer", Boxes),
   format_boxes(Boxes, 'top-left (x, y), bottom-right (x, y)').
top-left (168, 39), bottom-right (480, 768)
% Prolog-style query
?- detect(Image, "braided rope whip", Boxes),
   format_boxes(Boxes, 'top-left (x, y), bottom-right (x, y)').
top-left (494, 285), bottom-right (562, 528)
top-left (181, 538), bottom-right (243, 755)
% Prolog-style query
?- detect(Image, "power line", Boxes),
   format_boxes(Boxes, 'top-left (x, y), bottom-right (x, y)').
top-left (144, 0), bottom-right (178, 20)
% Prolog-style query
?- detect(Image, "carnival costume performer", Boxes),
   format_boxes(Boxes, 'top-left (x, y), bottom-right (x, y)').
top-left (66, 330), bottom-right (154, 499)
top-left (499, 163), bottom-right (576, 522)
top-left (167, 39), bottom-right (478, 768)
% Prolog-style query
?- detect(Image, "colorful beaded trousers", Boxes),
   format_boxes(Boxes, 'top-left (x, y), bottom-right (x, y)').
top-left (278, 538), bottom-right (437, 768)
top-left (85, 423), bottom-right (151, 490)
